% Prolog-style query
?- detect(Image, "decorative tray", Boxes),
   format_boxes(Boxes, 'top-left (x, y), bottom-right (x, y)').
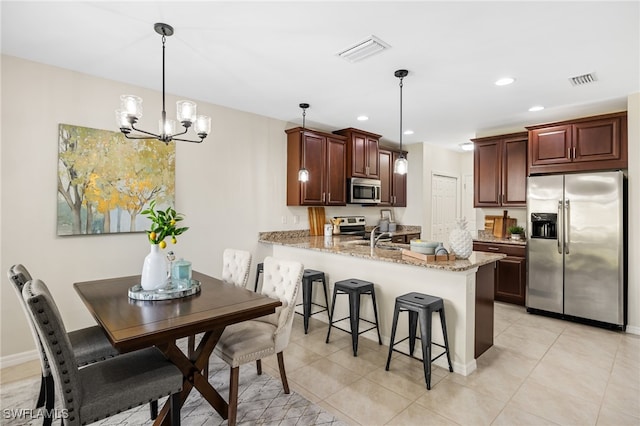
top-left (128, 279), bottom-right (201, 301)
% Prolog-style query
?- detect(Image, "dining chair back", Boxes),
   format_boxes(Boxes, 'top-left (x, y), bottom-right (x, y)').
top-left (22, 278), bottom-right (184, 425)
top-left (213, 256), bottom-right (303, 426)
top-left (221, 248), bottom-right (252, 288)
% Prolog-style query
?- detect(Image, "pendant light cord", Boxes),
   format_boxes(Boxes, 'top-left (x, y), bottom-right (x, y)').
top-left (161, 34), bottom-right (167, 132)
top-left (399, 75), bottom-right (403, 152)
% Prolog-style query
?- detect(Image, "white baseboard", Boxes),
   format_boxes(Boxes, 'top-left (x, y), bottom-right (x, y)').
top-left (0, 349), bottom-right (39, 369)
top-left (626, 324), bottom-right (640, 335)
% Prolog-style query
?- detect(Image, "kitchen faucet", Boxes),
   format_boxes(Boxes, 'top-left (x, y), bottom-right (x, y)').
top-left (370, 226), bottom-right (392, 249)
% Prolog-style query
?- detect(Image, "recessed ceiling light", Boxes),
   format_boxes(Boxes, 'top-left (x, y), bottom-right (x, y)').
top-left (495, 77), bottom-right (515, 86)
top-left (357, 115), bottom-right (369, 121)
top-left (459, 142), bottom-right (474, 151)
top-left (529, 105), bottom-right (545, 112)
top-left (403, 130), bottom-right (414, 135)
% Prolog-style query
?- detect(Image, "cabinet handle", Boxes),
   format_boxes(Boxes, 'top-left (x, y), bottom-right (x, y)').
top-left (322, 192), bottom-right (325, 203)
top-left (487, 247), bottom-right (500, 251)
top-left (366, 166), bottom-right (370, 175)
top-left (327, 192), bottom-right (331, 202)
top-left (572, 147), bottom-right (576, 159)
top-left (568, 147), bottom-right (571, 159)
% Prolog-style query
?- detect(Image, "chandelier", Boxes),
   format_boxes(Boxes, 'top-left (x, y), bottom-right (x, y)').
top-left (115, 23), bottom-right (211, 144)
top-left (394, 69), bottom-right (409, 174)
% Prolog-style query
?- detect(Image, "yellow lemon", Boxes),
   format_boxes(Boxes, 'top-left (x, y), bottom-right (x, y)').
top-left (171, 237), bottom-right (177, 244)
top-left (170, 219), bottom-right (176, 226)
top-left (159, 240), bottom-right (167, 249)
top-left (150, 231), bottom-right (157, 241)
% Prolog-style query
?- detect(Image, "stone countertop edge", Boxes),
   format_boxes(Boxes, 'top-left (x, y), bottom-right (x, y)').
top-left (473, 236), bottom-right (527, 246)
top-left (258, 232), bottom-right (505, 272)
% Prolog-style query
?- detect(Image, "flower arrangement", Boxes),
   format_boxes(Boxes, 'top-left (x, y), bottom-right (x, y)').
top-left (141, 200), bottom-right (189, 248)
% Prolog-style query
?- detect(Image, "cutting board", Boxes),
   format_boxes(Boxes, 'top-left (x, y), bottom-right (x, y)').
top-left (492, 217), bottom-right (516, 238)
top-left (307, 207), bottom-right (326, 236)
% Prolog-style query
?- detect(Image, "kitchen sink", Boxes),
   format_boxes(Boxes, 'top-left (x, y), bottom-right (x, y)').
top-left (341, 240), bottom-right (402, 251)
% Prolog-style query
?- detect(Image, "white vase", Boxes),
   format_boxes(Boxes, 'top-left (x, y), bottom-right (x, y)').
top-left (141, 244), bottom-right (168, 290)
top-left (449, 218), bottom-right (473, 259)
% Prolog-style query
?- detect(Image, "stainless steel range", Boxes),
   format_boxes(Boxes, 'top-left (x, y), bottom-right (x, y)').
top-left (333, 216), bottom-right (366, 236)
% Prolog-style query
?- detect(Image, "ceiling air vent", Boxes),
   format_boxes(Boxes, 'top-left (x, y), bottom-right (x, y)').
top-left (569, 73), bottom-right (597, 86)
top-left (337, 35), bottom-right (390, 63)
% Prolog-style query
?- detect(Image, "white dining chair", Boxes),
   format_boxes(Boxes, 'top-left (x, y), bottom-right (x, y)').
top-left (221, 248), bottom-right (252, 288)
top-left (213, 256), bottom-right (303, 426)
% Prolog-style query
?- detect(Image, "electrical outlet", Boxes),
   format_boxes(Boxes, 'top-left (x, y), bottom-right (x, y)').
top-left (293, 215), bottom-right (299, 224)
top-left (281, 216), bottom-right (287, 224)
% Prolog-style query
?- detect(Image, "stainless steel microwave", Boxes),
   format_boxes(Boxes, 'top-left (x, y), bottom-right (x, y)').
top-left (348, 178), bottom-right (381, 204)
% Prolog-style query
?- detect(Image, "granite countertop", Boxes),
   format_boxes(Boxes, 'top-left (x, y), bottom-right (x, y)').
top-left (473, 231), bottom-right (527, 246)
top-left (258, 231), bottom-right (504, 272)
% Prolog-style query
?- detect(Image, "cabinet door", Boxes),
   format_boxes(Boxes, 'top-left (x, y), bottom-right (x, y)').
top-left (350, 133), bottom-right (368, 178)
top-left (474, 140), bottom-right (501, 207)
top-left (502, 137), bottom-right (527, 206)
top-left (378, 149), bottom-right (393, 206)
top-left (573, 117), bottom-right (621, 163)
top-left (391, 151), bottom-right (407, 206)
top-left (529, 125), bottom-right (572, 167)
top-left (300, 133), bottom-right (326, 205)
top-left (495, 256), bottom-right (526, 305)
top-left (366, 136), bottom-right (380, 178)
top-left (325, 137), bottom-right (347, 205)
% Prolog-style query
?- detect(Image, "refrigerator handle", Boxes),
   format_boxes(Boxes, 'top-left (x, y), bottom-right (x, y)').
top-left (564, 199), bottom-right (570, 255)
top-left (557, 200), bottom-right (563, 254)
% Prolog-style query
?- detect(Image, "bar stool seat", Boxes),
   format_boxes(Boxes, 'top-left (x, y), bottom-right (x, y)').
top-left (325, 278), bottom-right (382, 356)
top-left (295, 269), bottom-right (330, 334)
top-left (385, 292), bottom-right (453, 389)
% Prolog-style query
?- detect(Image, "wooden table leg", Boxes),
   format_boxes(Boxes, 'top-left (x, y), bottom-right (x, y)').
top-left (153, 329), bottom-right (228, 425)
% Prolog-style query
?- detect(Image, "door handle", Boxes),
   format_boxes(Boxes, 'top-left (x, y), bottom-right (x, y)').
top-left (564, 199), bottom-right (570, 254)
top-left (557, 200), bottom-right (563, 254)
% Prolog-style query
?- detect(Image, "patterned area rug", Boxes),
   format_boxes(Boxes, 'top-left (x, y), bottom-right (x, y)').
top-left (1, 352), bottom-right (346, 425)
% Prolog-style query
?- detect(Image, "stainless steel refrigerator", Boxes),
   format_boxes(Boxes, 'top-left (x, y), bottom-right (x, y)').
top-left (526, 170), bottom-right (626, 329)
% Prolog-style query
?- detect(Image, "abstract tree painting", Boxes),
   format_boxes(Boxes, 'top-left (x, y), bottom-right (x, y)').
top-left (57, 124), bottom-right (175, 236)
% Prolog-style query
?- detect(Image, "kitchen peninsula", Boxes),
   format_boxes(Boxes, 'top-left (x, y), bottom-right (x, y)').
top-left (259, 231), bottom-right (505, 375)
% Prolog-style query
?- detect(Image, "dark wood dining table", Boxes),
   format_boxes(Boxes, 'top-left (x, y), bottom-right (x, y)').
top-left (73, 270), bottom-right (282, 426)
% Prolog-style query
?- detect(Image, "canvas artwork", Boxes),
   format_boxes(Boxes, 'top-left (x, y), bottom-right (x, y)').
top-left (57, 123), bottom-right (176, 236)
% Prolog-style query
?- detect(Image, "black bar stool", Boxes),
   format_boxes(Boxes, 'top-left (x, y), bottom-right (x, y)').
top-left (326, 278), bottom-right (382, 356)
top-left (253, 262), bottom-right (264, 292)
top-left (295, 269), bottom-right (330, 334)
top-left (385, 292), bottom-right (453, 389)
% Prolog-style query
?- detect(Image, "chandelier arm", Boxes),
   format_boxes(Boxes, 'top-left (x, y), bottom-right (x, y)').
top-left (122, 133), bottom-right (162, 141)
top-left (130, 122), bottom-right (163, 138)
top-left (171, 136), bottom-right (205, 144)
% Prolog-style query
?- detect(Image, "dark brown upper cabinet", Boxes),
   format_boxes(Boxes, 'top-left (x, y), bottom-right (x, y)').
top-left (379, 148), bottom-right (407, 207)
top-left (527, 112), bottom-right (627, 174)
top-left (472, 132), bottom-right (528, 207)
top-left (333, 128), bottom-right (381, 179)
top-left (286, 127), bottom-right (347, 206)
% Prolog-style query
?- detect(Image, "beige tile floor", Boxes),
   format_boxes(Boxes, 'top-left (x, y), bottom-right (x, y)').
top-left (2, 302), bottom-right (639, 425)
top-left (258, 302), bottom-right (640, 426)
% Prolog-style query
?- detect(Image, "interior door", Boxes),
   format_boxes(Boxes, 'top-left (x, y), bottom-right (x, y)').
top-left (431, 174), bottom-right (458, 244)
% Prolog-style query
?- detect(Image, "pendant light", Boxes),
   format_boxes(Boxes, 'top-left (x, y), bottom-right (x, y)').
top-left (394, 69), bottom-right (409, 174)
top-left (298, 103), bottom-right (310, 182)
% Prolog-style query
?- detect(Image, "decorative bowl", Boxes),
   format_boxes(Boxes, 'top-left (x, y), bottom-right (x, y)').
top-left (410, 239), bottom-right (440, 254)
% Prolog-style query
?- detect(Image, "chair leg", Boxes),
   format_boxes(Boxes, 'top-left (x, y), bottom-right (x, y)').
top-left (43, 375), bottom-right (54, 426)
top-left (228, 367), bottom-right (239, 426)
top-left (420, 310), bottom-right (432, 390)
top-left (408, 310), bottom-right (418, 356)
top-left (369, 289), bottom-right (383, 345)
top-left (170, 391), bottom-right (181, 426)
top-left (439, 308), bottom-right (454, 372)
top-left (325, 286), bottom-right (338, 343)
top-left (321, 277), bottom-right (330, 320)
top-left (150, 400), bottom-right (158, 420)
top-left (256, 359), bottom-right (262, 375)
top-left (276, 352), bottom-right (290, 394)
top-left (187, 335), bottom-right (195, 359)
top-left (302, 278), bottom-right (312, 334)
top-left (385, 304), bottom-right (401, 371)
top-left (36, 374), bottom-right (46, 408)
top-left (348, 291), bottom-right (360, 356)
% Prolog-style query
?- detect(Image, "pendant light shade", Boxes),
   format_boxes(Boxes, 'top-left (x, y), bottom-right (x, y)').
top-left (393, 69), bottom-right (409, 175)
top-left (298, 103), bottom-right (310, 182)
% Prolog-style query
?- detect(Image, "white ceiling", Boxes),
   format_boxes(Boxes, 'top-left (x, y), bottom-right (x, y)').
top-left (1, 1), bottom-right (638, 150)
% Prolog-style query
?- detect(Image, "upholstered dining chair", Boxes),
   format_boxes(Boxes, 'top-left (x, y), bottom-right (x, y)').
top-left (22, 278), bottom-right (184, 425)
top-left (213, 256), bottom-right (304, 426)
top-left (187, 249), bottom-right (253, 371)
top-left (7, 264), bottom-right (121, 424)
top-left (221, 248), bottom-right (252, 288)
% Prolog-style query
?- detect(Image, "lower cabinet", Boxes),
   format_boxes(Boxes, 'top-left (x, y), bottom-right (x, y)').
top-left (473, 242), bottom-right (527, 305)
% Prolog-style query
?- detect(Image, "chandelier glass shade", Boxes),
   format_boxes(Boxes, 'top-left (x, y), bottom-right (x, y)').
top-left (393, 69), bottom-right (409, 175)
top-left (298, 103), bottom-right (310, 182)
top-left (115, 23), bottom-right (210, 144)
